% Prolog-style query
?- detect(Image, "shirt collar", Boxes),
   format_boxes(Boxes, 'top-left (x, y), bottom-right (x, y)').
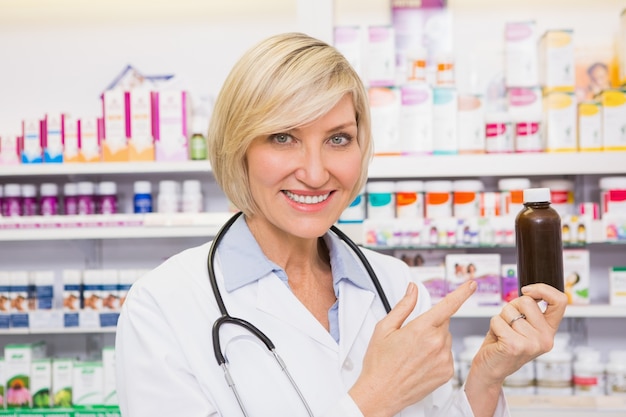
top-left (217, 215), bottom-right (374, 294)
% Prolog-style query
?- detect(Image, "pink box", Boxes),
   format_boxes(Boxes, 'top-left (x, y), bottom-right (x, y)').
top-left (0, 134), bottom-right (21, 165)
top-left (153, 90), bottom-right (190, 161)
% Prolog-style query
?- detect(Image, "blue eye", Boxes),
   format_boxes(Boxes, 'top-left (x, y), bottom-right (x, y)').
top-left (271, 133), bottom-right (292, 144)
top-left (329, 134), bottom-right (352, 146)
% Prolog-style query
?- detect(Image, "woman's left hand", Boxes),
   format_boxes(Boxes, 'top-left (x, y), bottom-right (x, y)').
top-left (464, 283), bottom-right (568, 417)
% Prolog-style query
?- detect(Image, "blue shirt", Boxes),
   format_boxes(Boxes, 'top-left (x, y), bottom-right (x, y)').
top-left (217, 215), bottom-right (376, 343)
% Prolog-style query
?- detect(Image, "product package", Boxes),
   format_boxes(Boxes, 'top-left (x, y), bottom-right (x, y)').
top-left (409, 266), bottom-right (446, 304)
top-left (563, 249), bottom-right (590, 305)
top-left (609, 266), bottom-right (626, 306)
top-left (445, 253), bottom-right (502, 307)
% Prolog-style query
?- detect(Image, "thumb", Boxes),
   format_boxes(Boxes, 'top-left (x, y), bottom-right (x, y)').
top-left (378, 282), bottom-right (418, 333)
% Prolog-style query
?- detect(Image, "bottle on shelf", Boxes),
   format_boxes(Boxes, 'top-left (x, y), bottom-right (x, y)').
top-left (515, 187), bottom-right (564, 294)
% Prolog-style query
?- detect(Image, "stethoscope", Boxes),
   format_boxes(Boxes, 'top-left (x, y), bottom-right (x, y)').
top-left (207, 211), bottom-right (392, 416)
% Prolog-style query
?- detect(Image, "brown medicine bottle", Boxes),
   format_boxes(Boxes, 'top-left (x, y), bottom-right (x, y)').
top-left (515, 187), bottom-right (564, 295)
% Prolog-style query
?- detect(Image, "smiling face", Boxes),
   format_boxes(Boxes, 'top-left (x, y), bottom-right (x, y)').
top-left (245, 94), bottom-right (362, 240)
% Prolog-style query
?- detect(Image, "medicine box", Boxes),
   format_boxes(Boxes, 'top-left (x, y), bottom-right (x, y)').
top-left (366, 25), bottom-right (395, 88)
top-left (445, 253), bottom-right (501, 307)
top-left (563, 249), bottom-right (590, 305)
top-left (501, 264), bottom-right (519, 303)
top-left (153, 90), bottom-right (190, 162)
top-left (79, 117), bottom-right (102, 163)
top-left (101, 89), bottom-right (129, 162)
top-left (44, 113), bottom-right (64, 163)
top-left (72, 361), bottom-right (103, 406)
top-left (52, 358), bottom-right (73, 408)
top-left (539, 29), bottom-right (575, 91)
top-left (63, 115), bottom-right (82, 162)
top-left (31, 358), bottom-right (52, 408)
top-left (21, 118), bottom-right (43, 164)
top-left (577, 101), bottom-right (602, 151)
top-left (409, 266), bottom-right (446, 304)
top-left (598, 89), bottom-right (626, 151)
top-left (4, 342), bottom-right (47, 409)
top-left (504, 21), bottom-right (539, 87)
top-left (543, 91), bottom-right (577, 152)
top-left (128, 88), bottom-right (155, 161)
top-left (609, 266), bottom-right (626, 306)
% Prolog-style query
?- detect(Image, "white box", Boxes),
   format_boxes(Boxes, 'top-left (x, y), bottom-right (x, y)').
top-left (598, 89), bottom-right (626, 151)
top-left (457, 94), bottom-right (485, 153)
top-left (539, 29), bottom-right (575, 90)
top-left (563, 249), bottom-right (590, 305)
top-left (72, 361), bottom-right (104, 406)
top-left (399, 83), bottom-right (433, 154)
top-left (154, 90), bottom-right (190, 162)
top-left (334, 26), bottom-right (363, 78)
top-left (102, 89), bottom-right (129, 161)
top-left (4, 342), bottom-right (47, 408)
top-left (52, 358), bottom-right (73, 408)
top-left (31, 358), bottom-right (52, 408)
top-left (609, 266), bottom-right (626, 306)
top-left (366, 25), bottom-right (395, 87)
top-left (44, 113), bottom-right (64, 163)
top-left (432, 87), bottom-right (458, 155)
top-left (409, 266), bottom-right (446, 304)
top-left (369, 87), bottom-right (401, 154)
top-left (21, 118), bottom-right (43, 163)
top-left (102, 346), bottom-right (117, 405)
top-left (578, 101), bottom-right (603, 151)
top-left (543, 91), bottom-right (577, 152)
top-left (445, 253), bottom-right (501, 307)
top-left (505, 21), bottom-right (539, 87)
top-left (63, 115), bottom-right (81, 162)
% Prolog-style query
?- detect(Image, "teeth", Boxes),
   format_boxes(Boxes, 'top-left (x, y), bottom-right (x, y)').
top-left (284, 191), bottom-right (330, 204)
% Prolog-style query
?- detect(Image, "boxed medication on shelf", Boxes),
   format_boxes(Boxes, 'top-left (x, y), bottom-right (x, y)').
top-left (409, 266), bottom-right (446, 304)
top-left (609, 266), bottom-right (626, 306)
top-left (501, 264), bottom-right (519, 303)
top-left (128, 88), bottom-right (155, 161)
top-left (597, 89), bottom-right (626, 151)
top-left (366, 25), bottom-right (395, 88)
top-left (153, 90), bottom-right (190, 162)
top-left (539, 29), bottom-right (575, 91)
top-left (504, 21), bottom-right (539, 88)
top-left (445, 253), bottom-right (501, 307)
top-left (0, 133), bottom-right (20, 165)
top-left (52, 358), bottom-right (73, 408)
top-left (563, 249), bottom-right (590, 305)
top-left (31, 358), bottom-right (52, 408)
top-left (44, 113), bottom-right (65, 163)
top-left (102, 346), bottom-right (117, 406)
top-left (398, 83), bottom-right (433, 154)
top-left (369, 87), bottom-right (401, 154)
top-left (21, 118), bottom-right (43, 164)
top-left (102, 90), bottom-right (129, 162)
top-left (577, 102), bottom-right (602, 151)
top-left (4, 341), bottom-right (47, 409)
top-left (79, 117), bottom-right (102, 163)
top-left (334, 26), bottom-right (363, 78)
top-left (542, 91), bottom-right (577, 152)
top-left (72, 361), bottom-right (104, 407)
top-left (63, 115), bottom-right (82, 163)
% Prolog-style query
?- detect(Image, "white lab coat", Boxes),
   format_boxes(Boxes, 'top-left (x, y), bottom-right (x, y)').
top-left (116, 239), bottom-right (509, 417)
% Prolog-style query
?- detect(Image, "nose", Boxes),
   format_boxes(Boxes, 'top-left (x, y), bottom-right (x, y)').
top-left (294, 145), bottom-right (330, 188)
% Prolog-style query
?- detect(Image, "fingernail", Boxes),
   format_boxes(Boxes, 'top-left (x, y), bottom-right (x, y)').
top-left (468, 280), bottom-right (477, 291)
top-left (521, 285), bottom-right (530, 293)
top-left (406, 282), bottom-right (415, 295)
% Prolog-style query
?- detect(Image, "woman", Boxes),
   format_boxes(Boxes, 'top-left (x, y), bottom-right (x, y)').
top-left (116, 33), bottom-right (567, 417)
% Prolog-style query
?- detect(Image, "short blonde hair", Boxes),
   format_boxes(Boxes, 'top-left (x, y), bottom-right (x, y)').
top-left (208, 32), bottom-right (372, 216)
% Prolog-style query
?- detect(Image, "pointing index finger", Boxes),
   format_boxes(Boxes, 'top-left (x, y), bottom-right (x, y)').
top-left (422, 280), bottom-right (477, 327)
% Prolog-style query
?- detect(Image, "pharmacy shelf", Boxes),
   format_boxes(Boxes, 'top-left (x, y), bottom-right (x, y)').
top-left (0, 327), bottom-right (117, 335)
top-left (508, 395), bottom-right (626, 416)
top-left (0, 160), bottom-right (212, 177)
top-left (1, 152), bottom-right (625, 180)
top-left (368, 152), bottom-right (626, 179)
top-left (454, 304), bottom-right (626, 318)
top-left (0, 212), bottom-right (233, 241)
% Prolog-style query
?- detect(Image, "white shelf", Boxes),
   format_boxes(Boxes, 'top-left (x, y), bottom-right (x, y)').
top-left (368, 152), bottom-right (626, 178)
top-left (0, 212), bottom-right (233, 241)
top-left (2, 152), bottom-right (624, 179)
top-left (0, 327), bottom-right (116, 335)
top-left (454, 304), bottom-right (626, 318)
top-left (508, 395), bottom-right (626, 415)
top-left (0, 160), bottom-right (212, 177)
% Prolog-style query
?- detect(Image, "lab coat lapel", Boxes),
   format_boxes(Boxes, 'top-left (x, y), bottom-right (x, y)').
top-left (256, 274), bottom-right (338, 352)
top-left (338, 281), bottom-right (375, 365)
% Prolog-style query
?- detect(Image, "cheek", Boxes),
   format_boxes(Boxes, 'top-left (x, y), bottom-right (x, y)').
top-left (247, 150), bottom-right (288, 189)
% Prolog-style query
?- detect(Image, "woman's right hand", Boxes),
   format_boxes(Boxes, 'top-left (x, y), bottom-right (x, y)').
top-left (350, 280), bottom-right (477, 417)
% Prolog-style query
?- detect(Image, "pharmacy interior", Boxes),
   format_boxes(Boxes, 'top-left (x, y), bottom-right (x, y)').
top-left (0, 0), bottom-right (625, 416)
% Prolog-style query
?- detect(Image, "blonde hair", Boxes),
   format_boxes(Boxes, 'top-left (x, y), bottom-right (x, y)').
top-left (208, 32), bottom-right (372, 216)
